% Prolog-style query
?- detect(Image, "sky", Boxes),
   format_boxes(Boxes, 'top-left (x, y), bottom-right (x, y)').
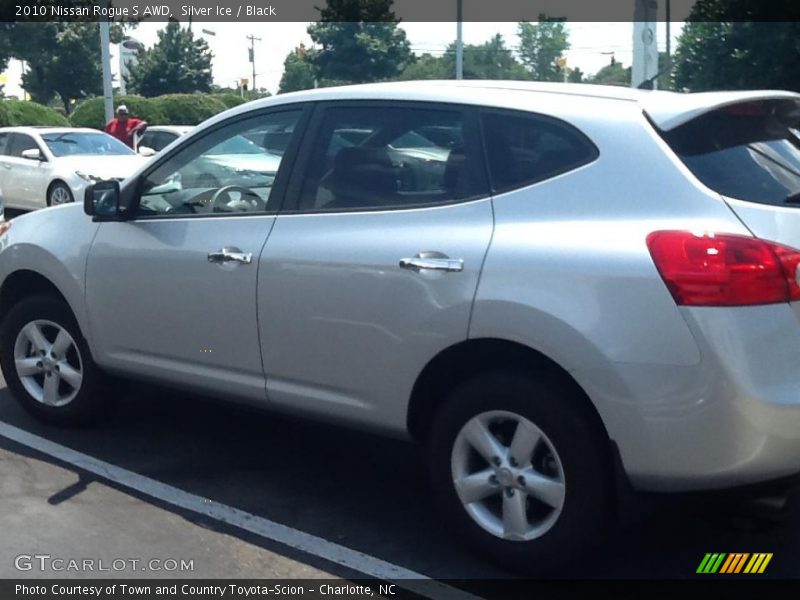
top-left (1, 21), bottom-right (684, 99)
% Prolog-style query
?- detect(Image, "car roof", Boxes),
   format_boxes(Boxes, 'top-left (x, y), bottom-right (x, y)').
top-left (145, 125), bottom-right (193, 134)
top-left (0, 126), bottom-right (105, 135)
top-left (213, 80), bottom-right (800, 132)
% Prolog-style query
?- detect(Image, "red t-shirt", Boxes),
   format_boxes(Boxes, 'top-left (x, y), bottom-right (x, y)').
top-left (105, 117), bottom-right (144, 148)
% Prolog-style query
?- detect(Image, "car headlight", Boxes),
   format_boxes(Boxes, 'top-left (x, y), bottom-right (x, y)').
top-left (75, 171), bottom-right (102, 183)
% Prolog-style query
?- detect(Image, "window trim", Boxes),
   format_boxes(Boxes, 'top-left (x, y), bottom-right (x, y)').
top-left (122, 103), bottom-right (313, 221)
top-left (478, 107), bottom-right (600, 195)
top-left (281, 100), bottom-right (491, 215)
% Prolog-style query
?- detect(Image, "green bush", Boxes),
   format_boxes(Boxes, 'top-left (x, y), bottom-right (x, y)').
top-left (211, 93), bottom-right (246, 109)
top-left (151, 94), bottom-right (228, 126)
top-left (69, 95), bottom-right (166, 129)
top-left (0, 100), bottom-right (69, 126)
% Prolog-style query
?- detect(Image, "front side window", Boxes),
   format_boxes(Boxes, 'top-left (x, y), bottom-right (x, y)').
top-left (481, 111), bottom-right (598, 193)
top-left (9, 134), bottom-right (41, 157)
top-left (41, 132), bottom-right (133, 157)
top-left (298, 105), bottom-right (485, 212)
top-left (0, 133), bottom-right (10, 155)
top-left (137, 110), bottom-right (302, 217)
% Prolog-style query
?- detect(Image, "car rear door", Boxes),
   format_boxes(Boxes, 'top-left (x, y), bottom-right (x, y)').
top-left (256, 101), bottom-right (494, 431)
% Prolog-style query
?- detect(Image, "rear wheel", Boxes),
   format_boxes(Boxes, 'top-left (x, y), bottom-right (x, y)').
top-left (428, 370), bottom-right (611, 573)
top-left (47, 181), bottom-right (74, 207)
top-left (0, 295), bottom-right (108, 425)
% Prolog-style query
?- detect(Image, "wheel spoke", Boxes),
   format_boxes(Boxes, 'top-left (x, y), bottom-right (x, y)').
top-left (42, 373), bottom-right (60, 405)
top-left (22, 323), bottom-right (50, 354)
top-left (51, 329), bottom-right (72, 358)
top-left (454, 469), bottom-right (498, 504)
top-left (58, 364), bottom-right (82, 390)
top-left (502, 490), bottom-right (529, 540)
top-left (15, 357), bottom-right (42, 378)
top-left (508, 419), bottom-right (541, 466)
top-left (462, 418), bottom-right (507, 464)
top-left (520, 468), bottom-right (565, 509)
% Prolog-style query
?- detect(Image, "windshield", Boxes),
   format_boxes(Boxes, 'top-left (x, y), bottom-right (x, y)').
top-left (662, 100), bottom-right (800, 206)
top-left (41, 132), bottom-right (135, 157)
top-left (206, 135), bottom-right (266, 156)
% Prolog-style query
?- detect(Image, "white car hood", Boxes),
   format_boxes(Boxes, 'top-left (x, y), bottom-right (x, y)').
top-left (55, 154), bottom-right (148, 180)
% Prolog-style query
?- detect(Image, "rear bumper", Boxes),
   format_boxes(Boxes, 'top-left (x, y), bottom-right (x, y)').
top-left (576, 303), bottom-right (800, 492)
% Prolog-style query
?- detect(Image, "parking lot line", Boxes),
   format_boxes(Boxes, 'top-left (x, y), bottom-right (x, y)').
top-left (0, 420), bottom-right (478, 600)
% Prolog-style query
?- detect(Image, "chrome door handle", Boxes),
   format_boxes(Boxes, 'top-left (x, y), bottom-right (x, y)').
top-left (399, 256), bottom-right (464, 273)
top-left (208, 247), bottom-right (252, 265)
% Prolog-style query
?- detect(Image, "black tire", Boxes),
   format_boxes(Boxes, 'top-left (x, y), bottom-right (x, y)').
top-left (47, 181), bottom-right (74, 207)
top-left (0, 295), bottom-right (108, 425)
top-left (428, 370), bottom-right (611, 574)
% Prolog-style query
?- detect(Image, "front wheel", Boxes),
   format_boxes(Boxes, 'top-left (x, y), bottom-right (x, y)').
top-left (47, 182), bottom-right (74, 207)
top-left (428, 370), bottom-right (611, 574)
top-left (0, 295), bottom-right (108, 425)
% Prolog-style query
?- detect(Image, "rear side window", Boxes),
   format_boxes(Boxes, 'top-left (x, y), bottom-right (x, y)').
top-left (662, 100), bottom-right (800, 206)
top-left (481, 111), bottom-right (598, 193)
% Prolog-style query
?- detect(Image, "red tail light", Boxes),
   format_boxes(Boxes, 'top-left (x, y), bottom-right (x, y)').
top-left (646, 231), bottom-right (800, 306)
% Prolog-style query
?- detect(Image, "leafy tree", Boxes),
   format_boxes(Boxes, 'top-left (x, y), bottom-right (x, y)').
top-left (673, 18), bottom-right (800, 92)
top-left (517, 15), bottom-right (570, 82)
top-left (567, 67), bottom-right (584, 83)
top-left (307, 0), bottom-right (413, 84)
top-left (399, 36), bottom-right (528, 81)
top-left (278, 47), bottom-right (318, 93)
top-left (126, 21), bottom-right (213, 97)
top-left (0, 22), bottom-right (130, 112)
top-left (588, 62), bottom-right (631, 86)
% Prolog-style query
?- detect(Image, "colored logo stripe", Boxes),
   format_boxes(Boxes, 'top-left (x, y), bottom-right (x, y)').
top-left (697, 553), bottom-right (773, 574)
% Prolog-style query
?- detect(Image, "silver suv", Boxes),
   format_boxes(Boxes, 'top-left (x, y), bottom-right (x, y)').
top-left (1, 81), bottom-right (800, 571)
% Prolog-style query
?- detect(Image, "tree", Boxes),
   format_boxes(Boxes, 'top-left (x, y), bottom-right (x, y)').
top-left (517, 15), bottom-right (570, 82)
top-left (126, 21), bottom-right (213, 97)
top-left (567, 67), bottom-right (584, 83)
top-left (278, 47), bottom-right (318, 93)
top-left (399, 36), bottom-right (528, 81)
top-left (588, 62), bottom-right (631, 86)
top-left (0, 22), bottom-right (130, 112)
top-left (307, 0), bottom-right (413, 84)
top-left (673, 18), bottom-right (800, 92)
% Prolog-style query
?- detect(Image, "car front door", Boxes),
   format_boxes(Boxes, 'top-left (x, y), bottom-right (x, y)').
top-left (85, 107), bottom-right (308, 402)
top-left (257, 102), bottom-right (494, 430)
top-left (5, 133), bottom-right (50, 209)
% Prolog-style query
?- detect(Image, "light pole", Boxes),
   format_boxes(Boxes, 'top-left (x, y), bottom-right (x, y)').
top-left (247, 34), bottom-right (261, 93)
top-left (100, 18), bottom-right (114, 123)
top-left (455, 0), bottom-right (463, 79)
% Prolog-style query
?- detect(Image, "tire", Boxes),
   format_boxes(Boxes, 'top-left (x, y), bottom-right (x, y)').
top-left (47, 181), bottom-right (74, 207)
top-left (428, 370), bottom-right (611, 574)
top-left (0, 295), bottom-right (108, 425)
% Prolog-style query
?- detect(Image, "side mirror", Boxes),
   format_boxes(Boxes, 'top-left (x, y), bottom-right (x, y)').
top-left (138, 145), bottom-right (156, 157)
top-left (21, 148), bottom-right (44, 161)
top-left (84, 179), bottom-right (123, 219)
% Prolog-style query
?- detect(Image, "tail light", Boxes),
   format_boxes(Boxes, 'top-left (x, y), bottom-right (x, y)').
top-left (646, 231), bottom-right (800, 306)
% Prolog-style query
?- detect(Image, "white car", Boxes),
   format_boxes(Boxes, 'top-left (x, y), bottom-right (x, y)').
top-left (0, 127), bottom-right (147, 210)
top-left (136, 125), bottom-right (193, 155)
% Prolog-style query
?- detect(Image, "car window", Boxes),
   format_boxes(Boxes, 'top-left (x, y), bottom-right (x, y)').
top-left (41, 132), bottom-right (133, 157)
top-left (0, 133), bottom-right (10, 156)
top-left (661, 100), bottom-right (800, 206)
top-left (481, 111), bottom-right (599, 193)
top-left (9, 133), bottom-right (41, 157)
top-left (140, 131), bottom-right (177, 152)
top-left (298, 106), bottom-right (486, 212)
top-left (137, 110), bottom-right (302, 217)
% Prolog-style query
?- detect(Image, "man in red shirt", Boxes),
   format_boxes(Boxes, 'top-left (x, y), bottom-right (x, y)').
top-left (104, 105), bottom-right (148, 149)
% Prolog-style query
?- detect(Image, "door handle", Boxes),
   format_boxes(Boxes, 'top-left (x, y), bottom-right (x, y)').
top-left (207, 247), bottom-right (252, 265)
top-left (399, 253), bottom-right (464, 273)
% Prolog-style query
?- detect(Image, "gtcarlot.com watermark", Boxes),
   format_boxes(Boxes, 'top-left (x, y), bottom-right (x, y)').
top-left (14, 554), bottom-right (195, 573)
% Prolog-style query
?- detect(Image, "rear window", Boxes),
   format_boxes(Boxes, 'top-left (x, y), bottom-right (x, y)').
top-left (662, 100), bottom-right (800, 206)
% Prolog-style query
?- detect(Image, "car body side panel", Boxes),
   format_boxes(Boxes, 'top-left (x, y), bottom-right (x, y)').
top-left (470, 105), bottom-right (754, 483)
top-left (0, 205), bottom-right (99, 343)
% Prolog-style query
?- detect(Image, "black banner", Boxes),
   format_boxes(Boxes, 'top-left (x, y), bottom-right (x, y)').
top-left (2, 0), bottom-right (800, 23)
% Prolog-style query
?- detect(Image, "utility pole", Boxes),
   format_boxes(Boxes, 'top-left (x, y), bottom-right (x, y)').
top-left (100, 18), bottom-right (114, 123)
top-left (247, 34), bottom-right (261, 93)
top-left (455, 0), bottom-right (463, 79)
